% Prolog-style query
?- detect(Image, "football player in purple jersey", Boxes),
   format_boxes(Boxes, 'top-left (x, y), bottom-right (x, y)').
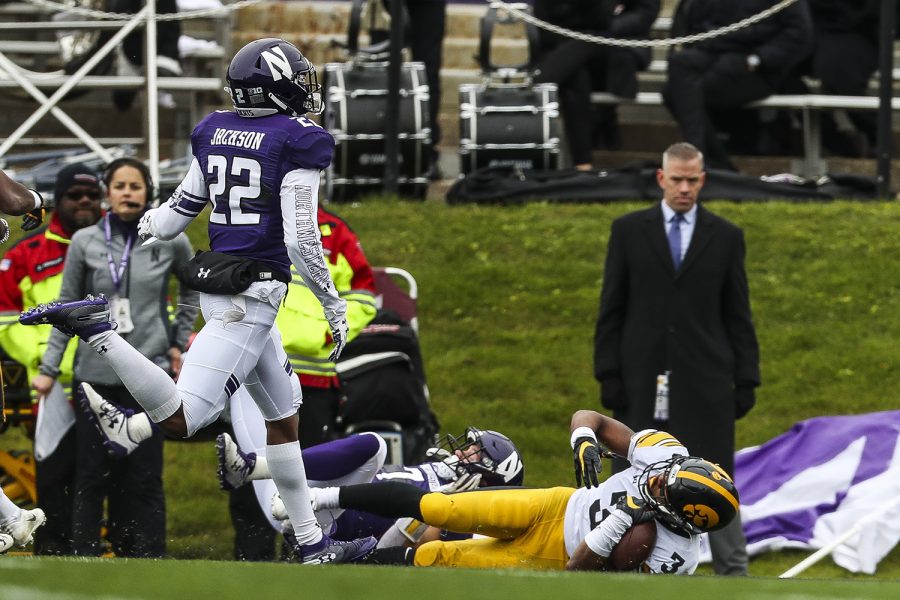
top-left (218, 387), bottom-right (524, 551)
top-left (18, 38), bottom-right (377, 564)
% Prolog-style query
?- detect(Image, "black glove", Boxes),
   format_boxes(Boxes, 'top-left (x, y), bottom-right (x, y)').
top-left (734, 386), bottom-right (756, 419)
top-left (614, 495), bottom-right (657, 525)
top-left (600, 376), bottom-right (626, 411)
top-left (21, 207), bottom-right (45, 231)
top-left (573, 436), bottom-right (603, 488)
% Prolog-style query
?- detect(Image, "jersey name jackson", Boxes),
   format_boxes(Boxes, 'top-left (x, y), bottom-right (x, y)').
top-left (209, 128), bottom-right (266, 150)
top-left (189, 110), bottom-right (335, 275)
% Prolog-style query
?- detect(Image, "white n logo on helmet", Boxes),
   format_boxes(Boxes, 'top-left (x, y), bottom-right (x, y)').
top-left (260, 46), bottom-right (293, 81)
top-left (495, 452), bottom-right (521, 483)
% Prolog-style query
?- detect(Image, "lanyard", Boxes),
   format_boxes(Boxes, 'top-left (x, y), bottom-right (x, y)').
top-left (103, 215), bottom-right (134, 293)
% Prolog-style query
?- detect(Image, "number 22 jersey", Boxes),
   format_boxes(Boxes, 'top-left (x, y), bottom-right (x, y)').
top-left (181, 109), bottom-right (335, 277)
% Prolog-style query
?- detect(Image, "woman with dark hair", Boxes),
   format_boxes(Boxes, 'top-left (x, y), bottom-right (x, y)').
top-left (32, 157), bottom-right (199, 557)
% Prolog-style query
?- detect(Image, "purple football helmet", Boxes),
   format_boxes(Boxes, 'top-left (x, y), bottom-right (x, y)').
top-left (437, 427), bottom-right (525, 487)
top-left (225, 38), bottom-right (323, 118)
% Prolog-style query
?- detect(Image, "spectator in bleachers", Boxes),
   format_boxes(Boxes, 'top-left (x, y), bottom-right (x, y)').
top-left (369, 0), bottom-right (447, 180)
top-left (590, 1), bottom-right (662, 151)
top-left (110, 0), bottom-right (182, 111)
top-left (800, 0), bottom-right (880, 157)
top-left (662, 0), bottom-right (814, 171)
top-left (532, 0), bottom-right (614, 170)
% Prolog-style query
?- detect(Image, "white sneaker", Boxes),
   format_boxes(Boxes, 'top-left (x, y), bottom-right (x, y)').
top-left (216, 432), bottom-right (256, 491)
top-left (80, 382), bottom-right (141, 457)
top-left (0, 533), bottom-right (14, 554)
top-left (0, 508), bottom-right (46, 547)
top-left (271, 492), bottom-right (289, 522)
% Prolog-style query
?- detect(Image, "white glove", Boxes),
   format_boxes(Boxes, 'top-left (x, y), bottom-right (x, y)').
top-left (441, 471), bottom-right (482, 494)
top-left (137, 207), bottom-right (159, 241)
top-left (327, 315), bottom-right (349, 362)
top-left (425, 446), bottom-right (452, 461)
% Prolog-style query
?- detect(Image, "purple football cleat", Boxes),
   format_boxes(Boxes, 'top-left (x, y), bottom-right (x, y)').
top-left (79, 383), bottom-right (142, 458)
top-left (216, 432), bottom-right (257, 491)
top-left (285, 530), bottom-right (377, 565)
top-left (19, 293), bottom-right (113, 338)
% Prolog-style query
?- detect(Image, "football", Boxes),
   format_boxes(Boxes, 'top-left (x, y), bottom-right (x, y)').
top-left (609, 520), bottom-right (657, 571)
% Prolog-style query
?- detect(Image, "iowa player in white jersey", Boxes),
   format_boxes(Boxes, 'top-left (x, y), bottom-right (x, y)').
top-left (310, 409), bottom-right (739, 572)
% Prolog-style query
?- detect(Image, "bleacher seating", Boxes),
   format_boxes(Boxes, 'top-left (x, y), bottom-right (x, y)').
top-left (0, 1), bottom-right (229, 158)
top-left (1, 0), bottom-right (897, 185)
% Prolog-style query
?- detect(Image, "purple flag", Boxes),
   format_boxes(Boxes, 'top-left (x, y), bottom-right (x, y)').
top-left (703, 411), bottom-right (900, 573)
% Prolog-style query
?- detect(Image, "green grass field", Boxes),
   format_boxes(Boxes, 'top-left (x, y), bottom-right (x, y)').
top-left (2, 556), bottom-right (900, 600)
top-left (2, 198), bottom-right (900, 591)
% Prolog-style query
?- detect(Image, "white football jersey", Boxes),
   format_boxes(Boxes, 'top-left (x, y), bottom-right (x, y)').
top-left (563, 430), bottom-right (700, 574)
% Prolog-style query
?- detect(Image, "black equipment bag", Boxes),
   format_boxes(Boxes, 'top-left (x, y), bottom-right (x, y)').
top-left (446, 164), bottom-right (881, 204)
top-left (180, 250), bottom-right (290, 295)
top-left (335, 310), bottom-right (439, 464)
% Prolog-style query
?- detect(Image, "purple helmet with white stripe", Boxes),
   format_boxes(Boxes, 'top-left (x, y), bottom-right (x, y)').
top-left (437, 427), bottom-right (525, 487)
top-left (225, 38), bottom-right (323, 118)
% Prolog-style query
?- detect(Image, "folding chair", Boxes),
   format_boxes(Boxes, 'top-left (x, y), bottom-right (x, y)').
top-left (372, 266), bottom-right (419, 334)
top-left (338, 266), bottom-right (438, 464)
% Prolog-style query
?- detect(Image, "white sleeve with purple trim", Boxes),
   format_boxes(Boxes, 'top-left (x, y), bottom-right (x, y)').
top-left (279, 167), bottom-right (345, 320)
top-left (151, 158), bottom-right (209, 239)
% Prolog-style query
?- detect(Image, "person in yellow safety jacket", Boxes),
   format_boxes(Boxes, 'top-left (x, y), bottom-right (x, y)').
top-left (0, 163), bottom-right (103, 555)
top-left (275, 205), bottom-right (377, 448)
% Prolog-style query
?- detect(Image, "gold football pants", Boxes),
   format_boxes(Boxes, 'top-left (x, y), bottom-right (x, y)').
top-left (413, 487), bottom-right (576, 570)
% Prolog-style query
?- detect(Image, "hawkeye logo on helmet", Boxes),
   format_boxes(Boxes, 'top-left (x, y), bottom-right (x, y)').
top-left (261, 46), bottom-right (293, 81)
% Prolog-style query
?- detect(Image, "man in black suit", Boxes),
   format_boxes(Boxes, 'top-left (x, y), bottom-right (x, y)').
top-left (593, 142), bottom-right (760, 575)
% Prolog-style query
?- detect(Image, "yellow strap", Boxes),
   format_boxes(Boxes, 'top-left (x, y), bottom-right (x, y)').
top-left (578, 441), bottom-right (594, 463)
top-left (44, 229), bottom-right (71, 245)
top-left (676, 470), bottom-right (739, 511)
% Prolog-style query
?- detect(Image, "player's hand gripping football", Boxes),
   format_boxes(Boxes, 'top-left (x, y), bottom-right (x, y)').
top-left (613, 495), bottom-right (657, 527)
top-left (573, 435), bottom-right (603, 488)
